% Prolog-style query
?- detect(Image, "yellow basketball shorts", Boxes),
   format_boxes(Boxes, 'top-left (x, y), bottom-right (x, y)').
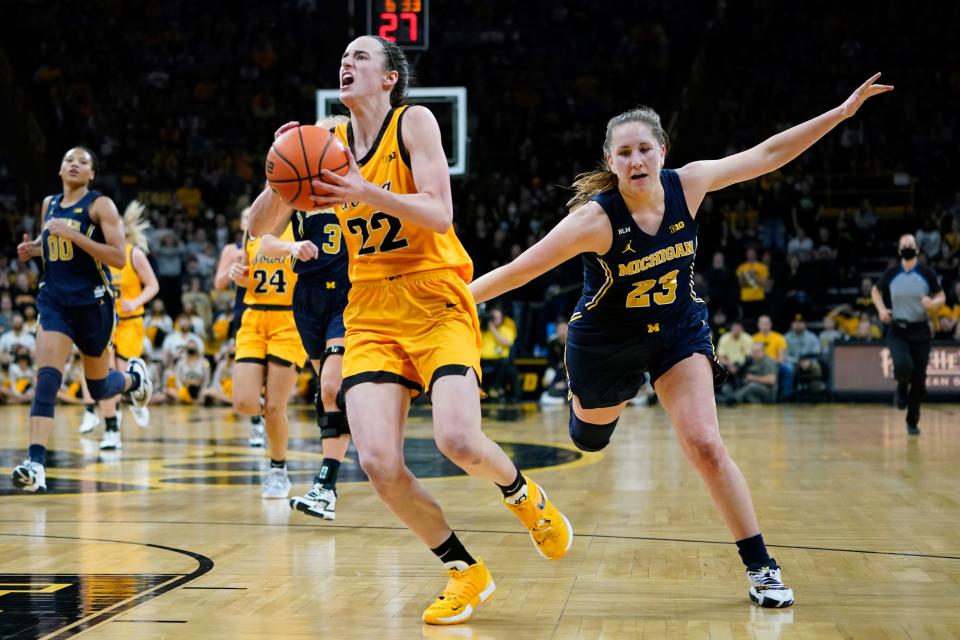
top-left (235, 307), bottom-right (307, 368)
top-left (342, 268), bottom-right (482, 397)
top-left (114, 316), bottom-right (145, 360)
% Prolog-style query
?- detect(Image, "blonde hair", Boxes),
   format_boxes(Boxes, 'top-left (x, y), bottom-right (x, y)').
top-left (566, 106), bottom-right (669, 212)
top-left (122, 200), bottom-right (151, 253)
top-left (316, 115), bottom-right (350, 130)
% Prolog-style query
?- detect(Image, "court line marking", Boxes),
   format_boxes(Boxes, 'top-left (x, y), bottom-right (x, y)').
top-left (0, 532), bottom-right (213, 639)
top-left (2, 521), bottom-right (957, 562)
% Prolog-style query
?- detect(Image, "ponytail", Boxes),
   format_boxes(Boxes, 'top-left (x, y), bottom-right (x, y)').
top-left (566, 167), bottom-right (618, 211)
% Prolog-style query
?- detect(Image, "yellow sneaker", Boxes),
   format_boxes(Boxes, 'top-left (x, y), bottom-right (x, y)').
top-left (422, 558), bottom-right (496, 625)
top-left (503, 477), bottom-right (573, 560)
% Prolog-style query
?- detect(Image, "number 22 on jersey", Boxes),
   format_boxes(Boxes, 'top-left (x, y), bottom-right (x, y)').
top-left (345, 212), bottom-right (408, 255)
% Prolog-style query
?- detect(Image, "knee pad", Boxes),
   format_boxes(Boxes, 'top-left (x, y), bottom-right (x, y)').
top-left (86, 372), bottom-right (128, 400)
top-left (319, 410), bottom-right (350, 439)
top-left (320, 345), bottom-right (345, 370)
top-left (30, 367), bottom-right (62, 418)
top-left (86, 376), bottom-right (108, 400)
top-left (568, 408), bottom-right (619, 452)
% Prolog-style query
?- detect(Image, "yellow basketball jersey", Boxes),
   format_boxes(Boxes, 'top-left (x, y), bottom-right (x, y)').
top-left (244, 222), bottom-right (298, 307)
top-left (333, 106), bottom-right (473, 283)
top-left (110, 243), bottom-right (144, 318)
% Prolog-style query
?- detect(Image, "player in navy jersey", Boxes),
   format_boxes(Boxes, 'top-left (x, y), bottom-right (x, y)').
top-left (471, 74), bottom-right (893, 608)
top-left (247, 115), bottom-right (352, 520)
top-left (11, 147), bottom-right (153, 493)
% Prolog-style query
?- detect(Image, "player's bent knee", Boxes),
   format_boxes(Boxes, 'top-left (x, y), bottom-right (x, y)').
top-left (233, 398), bottom-right (261, 416)
top-left (569, 409), bottom-right (619, 452)
top-left (680, 433), bottom-right (727, 473)
top-left (435, 430), bottom-right (481, 465)
top-left (358, 451), bottom-right (404, 484)
top-left (30, 367), bottom-right (62, 418)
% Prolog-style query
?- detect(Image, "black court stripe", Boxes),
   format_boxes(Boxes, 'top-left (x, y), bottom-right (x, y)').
top-left (2, 521), bottom-right (957, 562)
top-left (113, 620), bottom-right (187, 623)
top-left (0, 533), bottom-right (213, 638)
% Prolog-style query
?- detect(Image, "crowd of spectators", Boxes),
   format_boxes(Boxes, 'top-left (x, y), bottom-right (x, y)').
top-left (1, 1), bottom-right (958, 406)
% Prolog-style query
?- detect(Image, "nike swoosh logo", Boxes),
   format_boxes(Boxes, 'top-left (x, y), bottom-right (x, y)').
top-left (537, 494), bottom-right (545, 510)
top-left (445, 302), bottom-right (457, 309)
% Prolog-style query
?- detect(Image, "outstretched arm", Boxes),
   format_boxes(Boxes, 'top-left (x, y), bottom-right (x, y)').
top-left (678, 73), bottom-right (893, 214)
top-left (469, 203), bottom-right (611, 303)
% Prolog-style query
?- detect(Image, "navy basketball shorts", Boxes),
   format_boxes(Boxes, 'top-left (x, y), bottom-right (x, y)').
top-left (566, 303), bottom-right (716, 409)
top-left (292, 278), bottom-right (349, 361)
top-left (38, 293), bottom-right (115, 357)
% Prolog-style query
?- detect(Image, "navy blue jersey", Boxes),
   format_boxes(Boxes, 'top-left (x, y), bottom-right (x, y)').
top-left (228, 238), bottom-right (248, 339)
top-left (38, 191), bottom-right (113, 306)
top-left (571, 169), bottom-right (703, 333)
top-left (291, 208), bottom-right (349, 284)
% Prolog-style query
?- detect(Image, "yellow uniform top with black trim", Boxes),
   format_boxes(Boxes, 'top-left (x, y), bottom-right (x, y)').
top-left (110, 243), bottom-right (144, 319)
top-left (244, 222), bottom-right (298, 307)
top-left (333, 106), bottom-right (473, 283)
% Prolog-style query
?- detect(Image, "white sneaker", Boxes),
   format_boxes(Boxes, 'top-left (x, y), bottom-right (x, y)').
top-left (130, 405), bottom-right (150, 428)
top-left (289, 483), bottom-right (337, 520)
top-left (248, 416), bottom-right (265, 447)
top-left (747, 564), bottom-right (795, 608)
top-left (539, 392), bottom-right (567, 406)
top-left (262, 467), bottom-right (291, 499)
top-left (99, 430), bottom-right (122, 451)
top-left (78, 410), bottom-right (100, 434)
top-left (11, 460), bottom-right (47, 493)
top-left (126, 357), bottom-right (153, 409)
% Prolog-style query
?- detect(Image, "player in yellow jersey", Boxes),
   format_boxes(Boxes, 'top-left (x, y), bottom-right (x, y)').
top-left (229, 221), bottom-right (307, 499)
top-left (213, 207), bottom-right (266, 446)
top-left (79, 201), bottom-right (159, 450)
top-left (254, 36), bottom-right (572, 625)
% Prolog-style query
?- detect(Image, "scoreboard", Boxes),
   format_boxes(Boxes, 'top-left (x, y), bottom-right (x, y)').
top-left (367, 0), bottom-right (429, 51)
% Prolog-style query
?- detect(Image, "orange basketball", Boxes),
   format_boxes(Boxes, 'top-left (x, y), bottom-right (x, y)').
top-left (265, 125), bottom-right (350, 211)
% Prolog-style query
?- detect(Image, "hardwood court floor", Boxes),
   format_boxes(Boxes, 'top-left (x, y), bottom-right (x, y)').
top-left (1, 400), bottom-right (959, 639)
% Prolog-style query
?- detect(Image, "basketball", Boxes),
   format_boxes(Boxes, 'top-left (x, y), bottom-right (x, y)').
top-left (265, 125), bottom-right (350, 211)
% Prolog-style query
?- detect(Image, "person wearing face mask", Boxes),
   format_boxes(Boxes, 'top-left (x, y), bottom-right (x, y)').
top-left (872, 234), bottom-right (945, 435)
top-left (172, 339), bottom-right (210, 404)
top-left (472, 74), bottom-right (893, 609)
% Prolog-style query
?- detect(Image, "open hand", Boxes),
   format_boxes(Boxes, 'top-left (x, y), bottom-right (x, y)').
top-left (229, 263), bottom-right (249, 284)
top-left (274, 121), bottom-right (300, 140)
top-left (839, 72), bottom-right (894, 119)
top-left (309, 148), bottom-right (368, 209)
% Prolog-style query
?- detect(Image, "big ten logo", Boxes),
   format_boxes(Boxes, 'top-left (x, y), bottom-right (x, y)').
top-left (669, 220), bottom-right (685, 234)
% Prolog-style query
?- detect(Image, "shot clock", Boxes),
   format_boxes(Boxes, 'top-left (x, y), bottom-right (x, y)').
top-left (367, 0), bottom-right (429, 51)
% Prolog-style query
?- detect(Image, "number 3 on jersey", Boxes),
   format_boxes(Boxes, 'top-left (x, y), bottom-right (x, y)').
top-left (345, 212), bottom-right (408, 256)
top-left (253, 269), bottom-right (287, 294)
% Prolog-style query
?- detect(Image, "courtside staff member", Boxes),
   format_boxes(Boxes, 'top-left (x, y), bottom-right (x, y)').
top-left (872, 233), bottom-right (945, 435)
